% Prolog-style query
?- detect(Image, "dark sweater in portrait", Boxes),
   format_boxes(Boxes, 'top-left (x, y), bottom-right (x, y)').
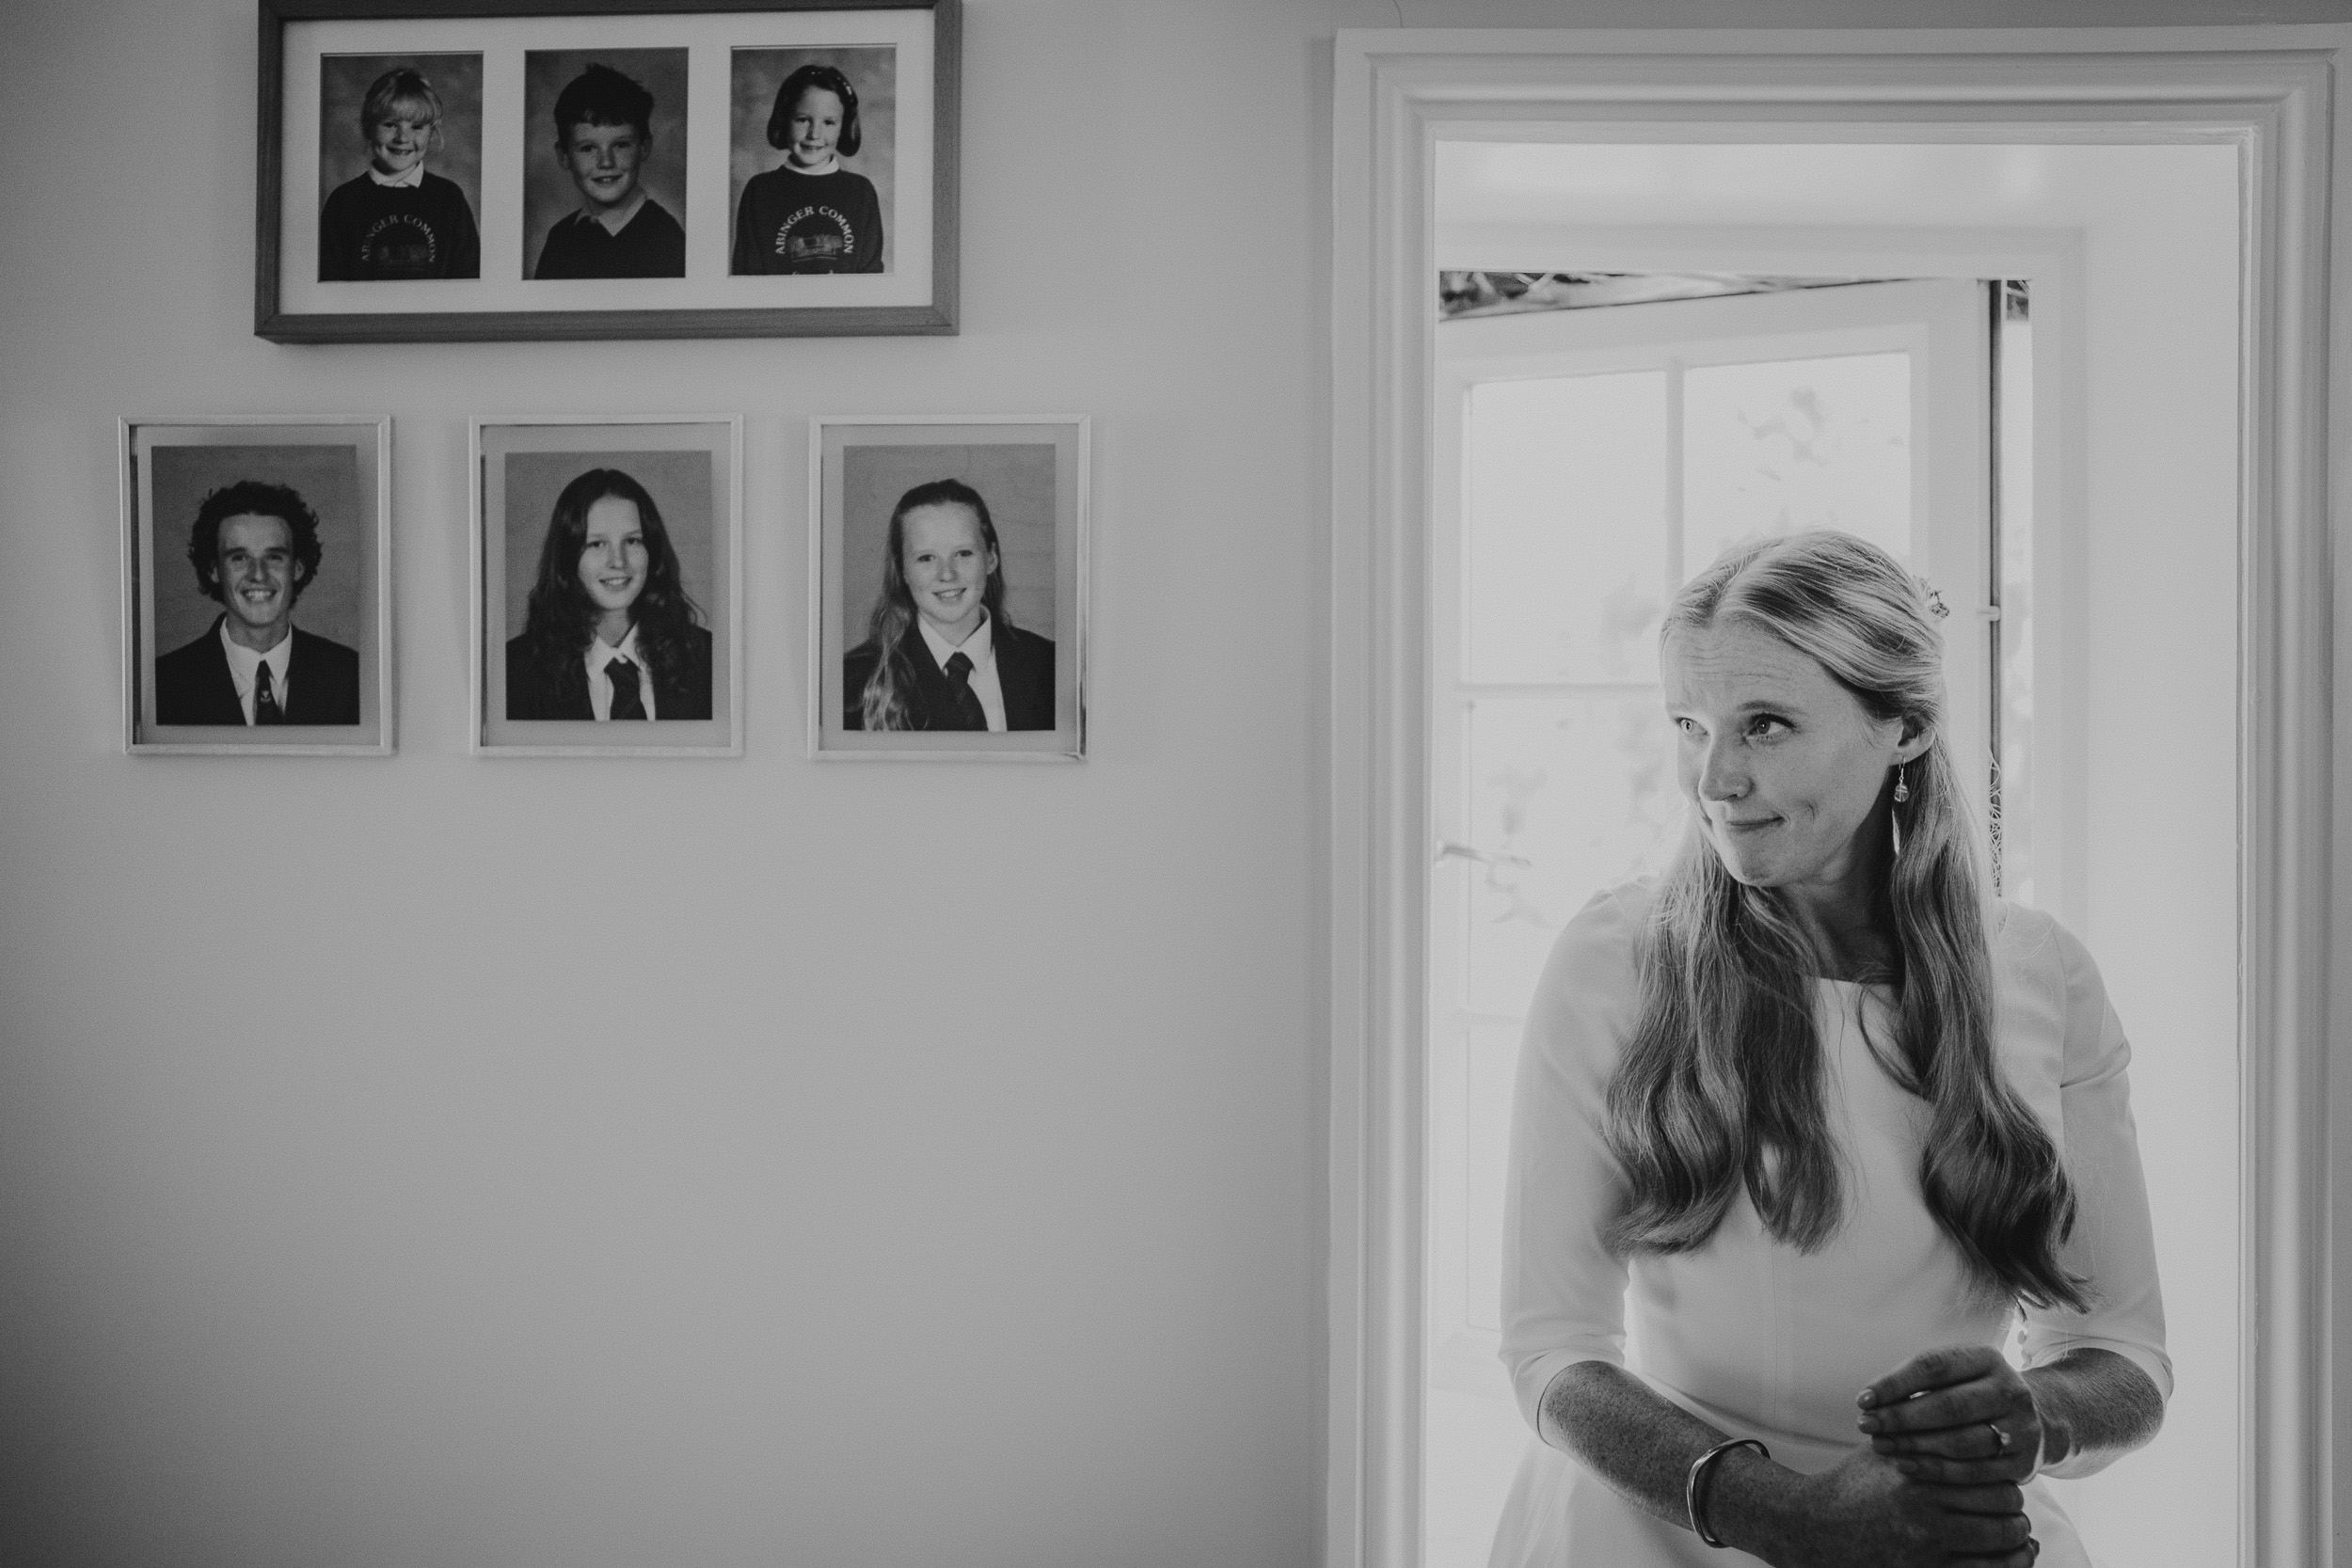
top-left (504, 625), bottom-right (713, 721)
top-left (730, 166), bottom-right (884, 275)
top-left (841, 621), bottom-right (1055, 732)
top-left (533, 198), bottom-right (687, 280)
top-left (319, 172), bottom-right (483, 280)
top-left (153, 618), bottom-right (361, 726)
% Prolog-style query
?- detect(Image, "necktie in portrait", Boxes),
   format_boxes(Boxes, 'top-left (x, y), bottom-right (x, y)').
top-left (943, 651), bottom-right (988, 730)
top-left (607, 657), bottom-right (646, 721)
top-left (254, 662), bottom-right (281, 725)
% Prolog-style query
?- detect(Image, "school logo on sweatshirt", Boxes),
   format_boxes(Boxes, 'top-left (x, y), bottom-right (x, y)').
top-left (361, 214), bottom-right (440, 278)
top-left (771, 205), bottom-right (858, 270)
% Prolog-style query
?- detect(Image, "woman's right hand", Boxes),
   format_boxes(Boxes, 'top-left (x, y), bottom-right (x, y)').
top-left (1759, 1445), bottom-right (2036, 1567)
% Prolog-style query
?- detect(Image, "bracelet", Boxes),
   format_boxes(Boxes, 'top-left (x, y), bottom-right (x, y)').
top-left (1686, 1436), bottom-right (1771, 1549)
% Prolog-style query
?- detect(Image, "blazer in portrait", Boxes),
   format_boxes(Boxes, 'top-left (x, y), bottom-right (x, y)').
top-left (153, 617), bottom-right (361, 725)
top-left (841, 618), bottom-right (1057, 732)
top-left (504, 623), bottom-right (713, 721)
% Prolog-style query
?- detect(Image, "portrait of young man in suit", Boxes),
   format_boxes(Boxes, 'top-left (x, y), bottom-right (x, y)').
top-left (153, 479), bottom-right (361, 726)
top-left (841, 477), bottom-right (1056, 733)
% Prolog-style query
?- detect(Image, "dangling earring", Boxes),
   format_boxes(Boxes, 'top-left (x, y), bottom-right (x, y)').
top-left (1890, 764), bottom-right (1909, 858)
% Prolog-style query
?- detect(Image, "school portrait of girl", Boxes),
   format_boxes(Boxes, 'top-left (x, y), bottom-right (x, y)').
top-left (520, 48), bottom-right (690, 281)
top-left (316, 54), bottom-right (483, 281)
top-left (501, 455), bottom-right (713, 724)
top-left (842, 477), bottom-right (1055, 733)
top-left (816, 422), bottom-right (1086, 760)
top-left (728, 47), bottom-right (897, 276)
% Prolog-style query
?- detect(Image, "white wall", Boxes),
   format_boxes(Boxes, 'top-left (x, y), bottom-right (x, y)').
top-left (0, 4), bottom-right (2337, 1567)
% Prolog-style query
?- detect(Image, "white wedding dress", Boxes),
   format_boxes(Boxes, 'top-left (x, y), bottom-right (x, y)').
top-left (1489, 881), bottom-right (2170, 1568)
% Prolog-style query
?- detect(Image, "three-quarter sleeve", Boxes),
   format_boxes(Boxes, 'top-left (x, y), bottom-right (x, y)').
top-left (1498, 886), bottom-right (1645, 1435)
top-left (2016, 921), bottom-right (2174, 1404)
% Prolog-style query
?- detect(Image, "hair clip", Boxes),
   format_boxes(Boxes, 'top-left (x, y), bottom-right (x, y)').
top-left (1914, 576), bottom-right (1950, 621)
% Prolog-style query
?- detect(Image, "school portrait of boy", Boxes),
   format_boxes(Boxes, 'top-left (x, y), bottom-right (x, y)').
top-left (315, 53), bottom-right (484, 282)
top-left (522, 49), bottom-right (689, 281)
top-left (140, 440), bottom-right (373, 735)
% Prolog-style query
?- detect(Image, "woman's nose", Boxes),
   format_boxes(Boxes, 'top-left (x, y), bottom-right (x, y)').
top-left (1697, 742), bottom-right (1747, 802)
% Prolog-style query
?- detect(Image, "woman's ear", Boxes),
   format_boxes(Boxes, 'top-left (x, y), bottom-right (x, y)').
top-left (1894, 716), bottom-right (1934, 765)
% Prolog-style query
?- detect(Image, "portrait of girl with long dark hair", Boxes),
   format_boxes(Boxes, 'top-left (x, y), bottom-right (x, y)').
top-left (505, 467), bottom-right (710, 721)
top-left (1492, 531), bottom-right (2167, 1568)
top-left (842, 478), bottom-right (1054, 732)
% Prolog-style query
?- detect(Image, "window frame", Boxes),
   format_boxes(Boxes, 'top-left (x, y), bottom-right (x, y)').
top-left (1425, 278), bottom-right (1998, 1422)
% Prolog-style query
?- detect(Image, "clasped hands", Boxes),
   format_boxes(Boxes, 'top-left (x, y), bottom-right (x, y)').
top-left (1769, 1344), bottom-right (2051, 1560)
top-left (1784, 1344), bottom-right (2044, 1567)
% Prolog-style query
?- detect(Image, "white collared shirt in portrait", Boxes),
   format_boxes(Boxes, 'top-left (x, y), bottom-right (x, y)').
top-left (217, 620), bottom-right (294, 725)
top-left (916, 610), bottom-right (1005, 730)
top-left (584, 626), bottom-right (656, 721)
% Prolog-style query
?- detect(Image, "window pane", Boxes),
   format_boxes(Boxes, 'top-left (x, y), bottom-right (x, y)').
top-left (1467, 372), bottom-right (1668, 684)
top-left (1464, 1019), bottom-right (1521, 1335)
top-left (1682, 352), bottom-right (1912, 574)
top-left (1463, 693), bottom-right (1683, 1016)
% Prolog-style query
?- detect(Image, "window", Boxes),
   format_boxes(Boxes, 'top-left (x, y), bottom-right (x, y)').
top-left (1422, 278), bottom-right (2002, 1567)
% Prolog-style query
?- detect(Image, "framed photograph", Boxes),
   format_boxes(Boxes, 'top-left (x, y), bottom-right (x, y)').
top-left (811, 416), bottom-right (1089, 761)
top-left (256, 0), bottom-right (959, 342)
top-left (121, 417), bottom-right (393, 756)
top-left (470, 416), bottom-right (743, 756)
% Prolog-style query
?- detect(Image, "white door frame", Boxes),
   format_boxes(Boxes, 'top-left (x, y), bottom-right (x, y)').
top-left (1325, 28), bottom-right (2344, 1568)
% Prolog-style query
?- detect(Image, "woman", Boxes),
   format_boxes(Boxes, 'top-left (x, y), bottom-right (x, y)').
top-left (506, 467), bottom-right (710, 721)
top-left (842, 478), bottom-right (1056, 732)
top-left (1493, 531), bottom-right (2168, 1567)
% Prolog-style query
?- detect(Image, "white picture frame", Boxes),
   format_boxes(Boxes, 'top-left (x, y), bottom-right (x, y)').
top-left (809, 415), bottom-right (1089, 761)
top-left (121, 414), bottom-right (394, 755)
top-left (469, 413), bottom-right (744, 756)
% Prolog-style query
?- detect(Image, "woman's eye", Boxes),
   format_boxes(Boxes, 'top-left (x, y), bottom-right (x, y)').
top-left (1748, 716), bottom-right (1788, 737)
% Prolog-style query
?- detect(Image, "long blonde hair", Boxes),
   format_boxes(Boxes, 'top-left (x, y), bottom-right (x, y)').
top-left (1602, 531), bottom-right (2088, 1311)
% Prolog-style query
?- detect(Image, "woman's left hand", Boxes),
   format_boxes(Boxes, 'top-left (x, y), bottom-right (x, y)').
top-left (1857, 1344), bottom-right (2043, 1486)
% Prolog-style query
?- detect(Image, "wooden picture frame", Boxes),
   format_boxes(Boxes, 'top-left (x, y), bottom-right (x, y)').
top-left (469, 414), bottom-right (744, 755)
top-left (256, 0), bottom-right (959, 342)
top-left (121, 416), bottom-right (395, 755)
top-left (810, 416), bottom-right (1089, 761)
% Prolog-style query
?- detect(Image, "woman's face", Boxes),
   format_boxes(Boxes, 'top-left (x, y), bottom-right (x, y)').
top-left (1661, 617), bottom-right (1921, 901)
top-left (898, 501), bottom-right (993, 644)
top-left (577, 495), bottom-right (649, 625)
top-left (786, 86), bottom-right (845, 166)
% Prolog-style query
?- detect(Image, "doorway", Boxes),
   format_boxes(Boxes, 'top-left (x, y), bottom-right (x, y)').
top-left (1417, 138), bottom-right (2241, 1568)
